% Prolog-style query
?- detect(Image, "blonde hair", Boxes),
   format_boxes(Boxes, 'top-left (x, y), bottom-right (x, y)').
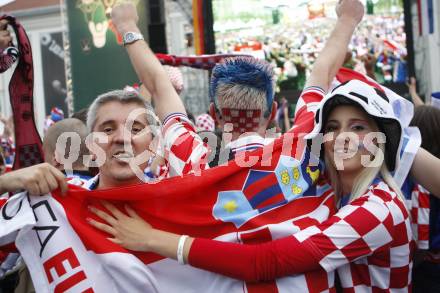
top-left (325, 141), bottom-right (407, 210)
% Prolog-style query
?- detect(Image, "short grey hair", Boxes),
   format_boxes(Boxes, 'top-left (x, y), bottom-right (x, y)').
top-left (86, 89), bottom-right (159, 135)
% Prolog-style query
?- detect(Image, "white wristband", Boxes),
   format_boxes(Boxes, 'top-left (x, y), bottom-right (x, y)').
top-left (177, 235), bottom-right (188, 265)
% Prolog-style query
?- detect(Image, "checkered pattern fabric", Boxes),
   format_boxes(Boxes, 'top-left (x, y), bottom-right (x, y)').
top-left (161, 113), bottom-right (210, 177)
top-left (294, 181), bottom-right (415, 291)
top-left (156, 53), bottom-right (250, 70)
top-left (294, 86), bottom-right (326, 124)
top-left (163, 65), bottom-right (184, 94)
top-left (18, 144), bottom-right (43, 168)
top-left (406, 184), bottom-right (430, 249)
top-left (221, 108), bottom-right (261, 133)
top-left (195, 113), bottom-right (215, 132)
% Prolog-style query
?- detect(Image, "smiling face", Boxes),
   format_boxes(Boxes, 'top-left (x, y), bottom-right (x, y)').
top-left (92, 100), bottom-right (153, 188)
top-left (323, 105), bottom-right (379, 175)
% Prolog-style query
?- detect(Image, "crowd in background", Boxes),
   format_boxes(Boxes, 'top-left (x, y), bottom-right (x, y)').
top-left (1, 1), bottom-right (440, 292)
top-left (217, 14), bottom-right (407, 91)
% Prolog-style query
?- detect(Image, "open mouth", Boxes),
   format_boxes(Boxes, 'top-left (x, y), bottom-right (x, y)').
top-left (334, 148), bottom-right (357, 155)
top-left (112, 151), bottom-right (134, 163)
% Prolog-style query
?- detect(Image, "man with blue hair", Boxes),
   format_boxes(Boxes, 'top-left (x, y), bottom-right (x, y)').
top-left (207, 31), bottom-right (354, 160)
top-left (208, 56), bottom-right (278, 158)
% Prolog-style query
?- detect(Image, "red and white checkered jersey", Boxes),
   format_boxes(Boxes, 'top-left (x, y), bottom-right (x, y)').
top-left (406, 184), bottom-right (430, 249)
top-left (189, 88), bottom-right (340, 292)
top-left (294, 86), bottom-right (326, 127)
top-left (291, 86), bottom-right (337, 292)
top-left (294, 181), bottom-right (415, 291)
top-left (161, 113), bottom-right (210, 177)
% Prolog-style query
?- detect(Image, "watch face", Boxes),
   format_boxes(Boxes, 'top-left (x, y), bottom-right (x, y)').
top-left (125, 33), bottom-right (135, 43)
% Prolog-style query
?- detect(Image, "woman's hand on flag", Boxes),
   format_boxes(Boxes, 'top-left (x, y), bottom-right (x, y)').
top-left (88, 200), bottom-right (195, 263)
top-left (88, 201), bottom-right (154, 251)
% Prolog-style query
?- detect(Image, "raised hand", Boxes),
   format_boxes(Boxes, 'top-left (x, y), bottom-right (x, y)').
top-left (336, 0), bottom-right (365, 26)
top-left (111, 2), bottom-right (139, 35)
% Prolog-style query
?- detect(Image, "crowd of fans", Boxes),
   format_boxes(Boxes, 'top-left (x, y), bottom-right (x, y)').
top-left (0, 1), bottom-right (439, 292)
top-left (217, 13), bottom-right (408, 91)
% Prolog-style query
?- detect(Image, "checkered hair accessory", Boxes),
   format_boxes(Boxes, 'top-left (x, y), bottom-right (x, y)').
top-left (210, 57), bottom-right (275, 117)
top-left (221, 108), bottom-right (261, 133)
top-left (156, 53), bottom-right (249, 70)
top-left (195, 113), bottom-right (215, 132)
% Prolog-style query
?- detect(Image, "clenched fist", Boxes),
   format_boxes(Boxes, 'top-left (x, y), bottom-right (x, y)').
top-left (111, 2), bottom-right (140, 35)
top-left (336, 0), bottom-right (365, 26)
top-left (0, 163), bottom-right (68, 196)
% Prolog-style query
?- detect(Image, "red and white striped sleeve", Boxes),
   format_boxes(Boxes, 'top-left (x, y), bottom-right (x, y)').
top-left (161, 113), bottom-right (210, 177)
top-left (293, 86), bottom-right (326, 124)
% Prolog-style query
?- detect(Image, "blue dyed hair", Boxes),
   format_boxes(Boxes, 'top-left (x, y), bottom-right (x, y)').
top-left (210, 57), bottom-right (275, 117)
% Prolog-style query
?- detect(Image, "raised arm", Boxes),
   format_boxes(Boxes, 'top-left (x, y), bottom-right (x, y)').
top-left (305, 0), bottom-right (364, 91)
top-left (111, 3), bottom-right (186, 122)
top-left (293, 0), bottom-right (364, 127)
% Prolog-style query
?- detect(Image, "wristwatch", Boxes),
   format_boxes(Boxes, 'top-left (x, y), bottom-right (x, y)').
top-left (122, 32), bottom-right (144, 46)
